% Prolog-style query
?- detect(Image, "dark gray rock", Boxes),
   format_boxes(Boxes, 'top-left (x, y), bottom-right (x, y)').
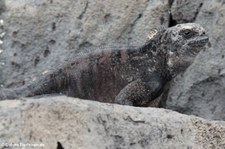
top-left (0, 1), bottom-right (5, 14)
top-left (171, 0), bottom-right (204, 23)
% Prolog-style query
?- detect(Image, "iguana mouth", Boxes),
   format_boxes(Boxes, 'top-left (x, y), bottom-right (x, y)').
top-left (188, 36), bottom-right (209, 47)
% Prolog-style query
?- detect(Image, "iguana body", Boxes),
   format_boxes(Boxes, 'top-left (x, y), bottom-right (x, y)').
top-left (0, 23), bottom-right (209, 106)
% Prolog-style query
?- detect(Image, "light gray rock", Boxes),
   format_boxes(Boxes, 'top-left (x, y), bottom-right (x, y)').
top-left (163, 0), bottom-right (225, 120)
top-left (0, 0), bottom-right (170, 87)
top-left (171, 0), bottom-right (204, 23)
top-left (163, 47), bottom-right (225, 120)
top-left (0, 96), bottom-right (225, 149)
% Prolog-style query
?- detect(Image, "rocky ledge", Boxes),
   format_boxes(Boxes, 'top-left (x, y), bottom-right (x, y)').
top-left (0, 96), bottom-right (225, 149)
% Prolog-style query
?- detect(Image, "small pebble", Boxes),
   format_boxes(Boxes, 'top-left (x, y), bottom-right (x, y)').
top-left (42, 70), bottom-right (49, 75)
top-left (0, 32), bottom-right (5, 38)
top-left (0, 20), bottom-right (4, 26)
top-left (0, 62), bottom-right (5, 65)
top-left (0, 40), bottom-right (3, 45)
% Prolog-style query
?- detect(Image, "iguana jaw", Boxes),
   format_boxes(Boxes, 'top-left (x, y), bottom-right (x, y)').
top-left (187, 35), bottom-right (209, 48)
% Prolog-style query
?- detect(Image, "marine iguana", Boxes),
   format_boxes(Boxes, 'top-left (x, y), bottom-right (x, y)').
top-left (0, 23), bottom-right (209, 106)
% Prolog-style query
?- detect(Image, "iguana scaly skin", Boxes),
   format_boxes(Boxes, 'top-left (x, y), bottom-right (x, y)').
top-left (0, 23), bottom-right (209, 107)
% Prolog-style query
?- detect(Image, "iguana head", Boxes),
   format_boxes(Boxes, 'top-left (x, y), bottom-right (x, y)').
top-left (162, 23), bottom-right (209, 77)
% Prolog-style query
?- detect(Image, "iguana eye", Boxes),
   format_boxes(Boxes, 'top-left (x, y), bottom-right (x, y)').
top-left (180, 29), bottom-right (195, 39)
top-left (184, 30), bottom-right (191, 35)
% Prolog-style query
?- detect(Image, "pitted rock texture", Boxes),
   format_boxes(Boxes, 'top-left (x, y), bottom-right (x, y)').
top-left (0, 96), bottom-right (225, 149)
top-left (171, 0), bottom-right (204, 23)
top-left (163, 47), bottom-right (225, 120)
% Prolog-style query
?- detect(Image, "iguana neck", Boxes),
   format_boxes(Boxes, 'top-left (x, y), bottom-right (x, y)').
top-left (137, 39), bottom-right (172, 81)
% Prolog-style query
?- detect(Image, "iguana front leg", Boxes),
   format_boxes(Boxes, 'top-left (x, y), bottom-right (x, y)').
top-left (115, 77), bottom-right (164, 107)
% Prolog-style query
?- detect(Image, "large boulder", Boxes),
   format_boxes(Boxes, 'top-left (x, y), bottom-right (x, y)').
top-left (0, 96), bottom-right (225, 148)
top-left (163, 47), bottom-right (225, 120)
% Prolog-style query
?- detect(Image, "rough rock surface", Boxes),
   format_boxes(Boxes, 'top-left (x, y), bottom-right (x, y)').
top-left (163, 0), bottom-right (225, 121)
top-left (0, 96), bottom-right (225, 149)
top-left (0, 0), bottom-right (170, 87)
top-left (171, 0), bottom-right (204, 23)
top-left (163, 47), bottom-right (225, 120)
